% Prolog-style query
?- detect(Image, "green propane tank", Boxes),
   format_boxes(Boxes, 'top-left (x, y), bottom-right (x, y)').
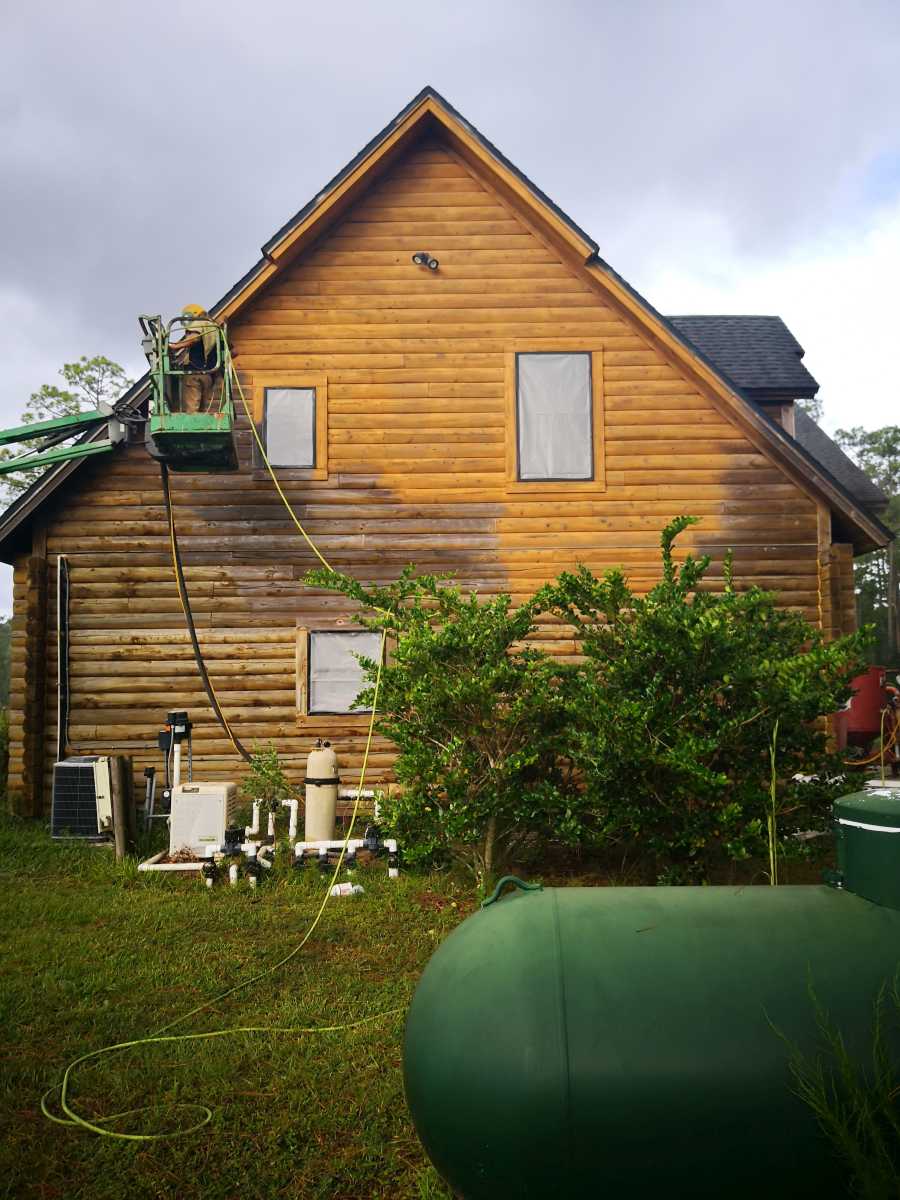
top-left (403, 786), bottom-right (900, 1200)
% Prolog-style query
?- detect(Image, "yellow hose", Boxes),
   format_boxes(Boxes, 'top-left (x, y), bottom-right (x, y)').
top-left (42, 344), bottom-right (397, 1141)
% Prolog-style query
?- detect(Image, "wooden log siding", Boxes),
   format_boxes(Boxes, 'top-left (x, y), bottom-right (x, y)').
top-left (7, 135), bottom-right (828, 814)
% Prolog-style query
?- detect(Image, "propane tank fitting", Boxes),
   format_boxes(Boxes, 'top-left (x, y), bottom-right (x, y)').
top-left (304, 738), bottom-right (339, 842)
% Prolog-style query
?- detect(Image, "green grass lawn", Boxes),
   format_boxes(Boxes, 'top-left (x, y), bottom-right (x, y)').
top-left (0, 815), bottom-right (469, 1200)
top-left (0, 810), bottom-right (835, 1200)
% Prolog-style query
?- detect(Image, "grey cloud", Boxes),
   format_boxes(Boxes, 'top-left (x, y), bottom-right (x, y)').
top-left (1, 0), bottom-right (899, 613)
top-left (1, 1), bottom-right (899, 419)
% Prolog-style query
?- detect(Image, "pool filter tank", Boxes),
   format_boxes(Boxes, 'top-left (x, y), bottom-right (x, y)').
top-left (402, 784), bottom-right (900, 1200)
top-left (304, 740), bottom-right (338, 842)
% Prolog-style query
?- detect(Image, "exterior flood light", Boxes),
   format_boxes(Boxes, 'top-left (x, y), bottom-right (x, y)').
top-left (412, 252), bottom-right (439, 270)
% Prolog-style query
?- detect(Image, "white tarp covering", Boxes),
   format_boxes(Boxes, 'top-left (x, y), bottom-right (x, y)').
top-left (265, 388), bottom-right (316, 467)
top-left (517, 352), bottom-right (592, 480)
top-left (309, 631), bottom-right (381, 714)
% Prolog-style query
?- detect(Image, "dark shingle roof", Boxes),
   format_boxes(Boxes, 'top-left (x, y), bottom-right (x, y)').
top-left (668, 315), bottom-right (819, 400)
top-left (793, 408), bottom-right (889, 513)
top-left (668, 314), bottom-right (889, 519)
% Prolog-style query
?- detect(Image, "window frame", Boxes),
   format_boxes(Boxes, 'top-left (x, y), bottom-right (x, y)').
top-left (295, 626), bottom-right (383, 723)
top-left (504, 346), bottom-right (605, 492)
top-left (252, 375), bottom-right (329, 481)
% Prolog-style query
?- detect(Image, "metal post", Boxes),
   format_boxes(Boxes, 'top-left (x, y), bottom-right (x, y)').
top-left (172, 740), bottom-right (182, 790)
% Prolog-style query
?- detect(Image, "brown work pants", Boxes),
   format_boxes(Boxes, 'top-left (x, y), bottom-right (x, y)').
top-left (180, 373), bottom-right (217, 413)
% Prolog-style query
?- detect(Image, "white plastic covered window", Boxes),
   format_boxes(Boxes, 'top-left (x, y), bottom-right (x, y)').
top-left (308, 631), bottom-right (381, 714)
top-left (264, 387), bottom-right (316, 467)
top-left (516, 352), bottom-right (593, 480)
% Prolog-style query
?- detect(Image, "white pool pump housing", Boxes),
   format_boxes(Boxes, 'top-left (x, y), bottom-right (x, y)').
top-left (169, 782), bottom-right (238, 856)
top-left (305, 740), bottom-right (338, 842)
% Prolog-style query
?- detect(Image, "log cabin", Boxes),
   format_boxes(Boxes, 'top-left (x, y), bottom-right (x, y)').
top-left (0, 87), bottom-right (892, 818)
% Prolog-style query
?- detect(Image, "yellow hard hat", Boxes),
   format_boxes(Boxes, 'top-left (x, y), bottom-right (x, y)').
top-left (182, 303), bottom-right (207, 317)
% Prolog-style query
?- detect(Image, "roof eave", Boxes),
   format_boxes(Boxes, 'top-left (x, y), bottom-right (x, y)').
top-left (746, 387), bottom-right (820, 402)
top-left (584, 256), bottom-right (893, 553)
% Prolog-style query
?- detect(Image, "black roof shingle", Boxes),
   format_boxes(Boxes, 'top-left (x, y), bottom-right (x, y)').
top-left (792, 408), bottom-right (889, 513)
top-left (668, 315), bottom-right (819, 400)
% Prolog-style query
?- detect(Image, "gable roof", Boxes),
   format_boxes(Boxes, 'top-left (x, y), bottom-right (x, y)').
top-left (668, 315), bottom-right (819, 401)
top-left (793, 408), bottom-right (890, 514)
top-left (665, 318), bottom-right (888, 515)
top-left (0, 86), bottom-right (892, 561)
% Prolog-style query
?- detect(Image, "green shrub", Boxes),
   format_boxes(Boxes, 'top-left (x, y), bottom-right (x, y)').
top-left (782, 978), bottom-right (900, 1199)
top-left (536, 516), bottom-right (869, 881)
top-left (0, 707), bottom-right (8, 804)
top-left (306, 567), bottom-right (587, 882)
top-left (241, 743), bottom-right (292, 810)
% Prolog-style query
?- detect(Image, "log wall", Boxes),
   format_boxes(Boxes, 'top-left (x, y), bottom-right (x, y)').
top-left (7, 133), bottom-right (831, 814)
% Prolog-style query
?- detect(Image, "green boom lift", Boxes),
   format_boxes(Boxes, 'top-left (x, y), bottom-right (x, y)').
top-left (0, 313), bottom-right (239, 483)
top-left (0, 406), bottom-right (126, 477)
top-left (140, 313), bottom-right (238, 473)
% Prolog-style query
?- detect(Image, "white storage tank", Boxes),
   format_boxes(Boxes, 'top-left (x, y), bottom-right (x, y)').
top-left (304, 740), bottom-right (338, 841)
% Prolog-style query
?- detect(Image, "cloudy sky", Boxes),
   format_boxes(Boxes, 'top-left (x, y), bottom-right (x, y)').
top-left (1, 0), bottom-right (899, 611)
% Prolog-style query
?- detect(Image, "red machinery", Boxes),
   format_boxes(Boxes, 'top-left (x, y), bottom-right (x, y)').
top-left (838, 666), bottom-right (900, 772)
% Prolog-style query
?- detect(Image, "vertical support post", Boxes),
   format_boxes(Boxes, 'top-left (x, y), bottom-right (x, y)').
top-left (110, 754), bottom-right (127, 861)
top-left (889, 541), bottom-right (899, 661)
top-left (21, 524), bottom-right (48, 817)
top-left (816, 505), bottom-right (834, 642)
top-left (123, 754), bottom-right (138, 853)
top-left (109, 754), bottom-right (137, 861)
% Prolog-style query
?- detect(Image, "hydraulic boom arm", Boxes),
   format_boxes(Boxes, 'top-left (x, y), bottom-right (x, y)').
top-left (0, 407), bottom-right (125, 476)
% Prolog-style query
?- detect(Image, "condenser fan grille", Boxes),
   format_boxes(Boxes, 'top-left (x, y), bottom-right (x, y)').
top-left (51, 761), bottom-right (103, 839)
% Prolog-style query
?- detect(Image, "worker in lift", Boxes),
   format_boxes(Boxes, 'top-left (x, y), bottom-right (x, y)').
top-left (169, 304), bottom-right (222, 413)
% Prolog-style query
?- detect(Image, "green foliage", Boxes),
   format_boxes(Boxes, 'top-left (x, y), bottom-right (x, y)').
top-left (536, 516), bottom-right (869, 882)
top-left (766, 719), bottom-right (780, 886)
top-left (783, 979), bottom-right (900, 1199)
top-left (311, 518), bottom-right (866, 882)
top-left (834, 424), bottom-right (900, 668)
top-left (305, 566), bottom-right (586, 882)
top-left (241, 742), bottom-right (292, 808)
top-left (0, 708), bottom-right (8, 804)
top-left (834, 425), bottom-right (900, 496)
top-left (796, 396), bottom-right (825, 424)
top-left (0, 356), bottom-right (133, 499)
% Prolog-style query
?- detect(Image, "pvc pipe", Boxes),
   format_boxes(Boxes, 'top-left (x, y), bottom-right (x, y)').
top-left (229, 863), bottom-right (239, 886)
top-left (245, 801), bottom-right (261, 838)
top-left (172, 741), bottom-right (182, 790)
top-left (294, 838), bottom-right (398, 854)
top-left (282, 798), bottom-right (299, 842)
top-left (338, 787), bottom-right (378, 817)
top-left (293, 837), bottom-right (400, 877)
top-left (267, 810), bottom-right (276, 839)
top-left (257, 847), bottom-right (274, 869)
top-left (138, 851), bottom-right (204, 873)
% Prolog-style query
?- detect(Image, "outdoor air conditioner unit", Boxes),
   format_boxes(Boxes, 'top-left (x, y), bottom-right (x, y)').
top-left (169, 783), bottom-right (238, 855)
top-left (50, 757), bottom-right (113, 839)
